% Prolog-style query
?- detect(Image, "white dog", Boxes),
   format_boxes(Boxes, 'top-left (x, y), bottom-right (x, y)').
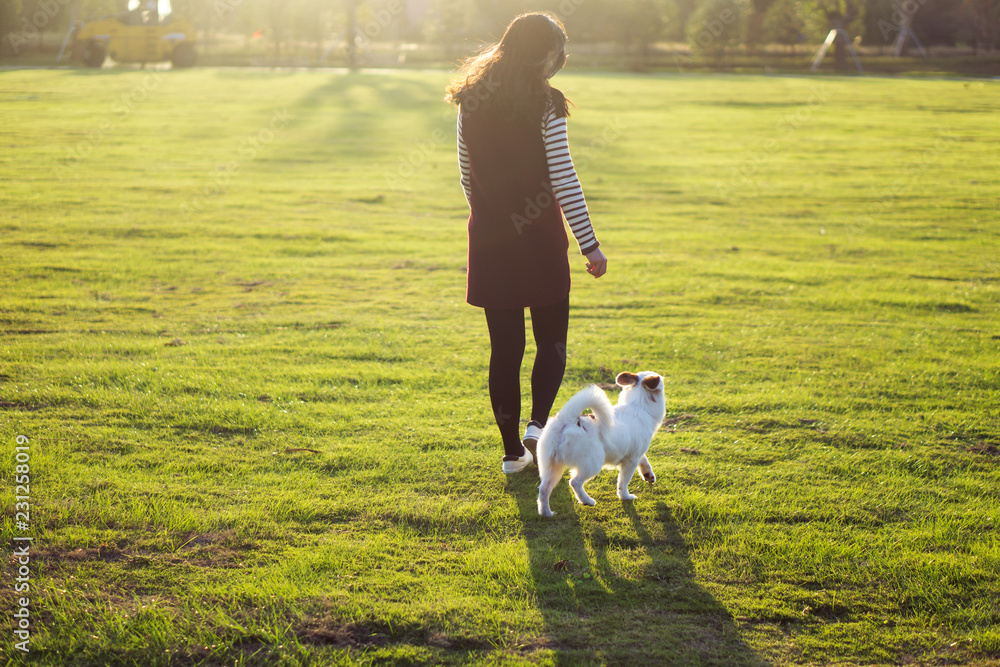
top-left (537, 371), bottom-right (666, 517)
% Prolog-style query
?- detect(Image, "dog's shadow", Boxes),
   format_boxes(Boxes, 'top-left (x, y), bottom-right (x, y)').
top-left (505, 472), bottom-right (767, 665)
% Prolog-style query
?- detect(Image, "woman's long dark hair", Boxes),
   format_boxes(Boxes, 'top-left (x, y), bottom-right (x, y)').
top-left (445, 12), bottom-right (571, 121)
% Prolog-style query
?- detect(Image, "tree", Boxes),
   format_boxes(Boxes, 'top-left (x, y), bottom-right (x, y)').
top-left (963, 0), bottom-right (1000, 52)
top-left (559, 0), bottom-right (616, 43)
top-left (911, 0), bottom-right (966, 47)
top-left (426, 0), bottom-right (473, 60)
top-left (745, 0), bottom-right (777, 52)
top-left (618, 0), bottom-right (676, 69)
top-left (764, 0), bottom-right (807, 52)
top-left (663, 0), bottom-right (697, 40)
top-left (686, 0), bottom-right (748, 62)
top-left (810, 0), bottom-right (865, 70)
top-left (1, 0), bottom-right (24, 56)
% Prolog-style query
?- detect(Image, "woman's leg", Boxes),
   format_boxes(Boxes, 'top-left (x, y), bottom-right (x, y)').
top-left (484, 306), bottom-right (526, 458)
top-left (528, 296), bottom-right (569, 426)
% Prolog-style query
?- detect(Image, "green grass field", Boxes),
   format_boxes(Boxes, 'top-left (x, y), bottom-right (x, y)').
top-left (1, 68), bottom-right (999, 666)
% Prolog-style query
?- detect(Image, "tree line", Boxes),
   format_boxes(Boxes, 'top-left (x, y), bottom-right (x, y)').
top-left (3, 0), bottom-right (998, 65)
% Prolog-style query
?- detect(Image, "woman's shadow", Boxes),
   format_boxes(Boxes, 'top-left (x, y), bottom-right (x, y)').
top-left (505, 471), bottom-right (767, 666)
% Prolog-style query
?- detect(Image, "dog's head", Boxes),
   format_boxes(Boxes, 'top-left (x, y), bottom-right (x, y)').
top-left (616, 371), bottom-right (665, 410)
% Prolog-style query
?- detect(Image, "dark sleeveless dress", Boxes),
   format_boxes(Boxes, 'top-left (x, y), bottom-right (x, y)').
top-left (461, 106), bottom-right (570, 310)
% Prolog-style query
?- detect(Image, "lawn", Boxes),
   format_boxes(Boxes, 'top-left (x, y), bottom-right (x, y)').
top-left (1, 68), bottom-right (998, 666)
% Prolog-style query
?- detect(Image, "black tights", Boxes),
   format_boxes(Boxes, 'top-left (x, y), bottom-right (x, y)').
top-left (484, 297), bottom-right (569, 458)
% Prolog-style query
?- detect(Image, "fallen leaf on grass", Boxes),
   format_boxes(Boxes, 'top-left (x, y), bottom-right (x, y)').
top-left (968, 442), bottom-right (999, 455)
top-left (349, 194), bottom-right (385, 205)
top-left (272, 448), bottom-right (321, 455)
top-left (663, 413), bottom-right (696, 426)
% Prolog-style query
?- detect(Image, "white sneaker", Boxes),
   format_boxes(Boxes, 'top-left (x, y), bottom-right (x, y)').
top-left (522, 420), bottom-right (544, 449)
top-left (502, 447), bottom-right (533, 474)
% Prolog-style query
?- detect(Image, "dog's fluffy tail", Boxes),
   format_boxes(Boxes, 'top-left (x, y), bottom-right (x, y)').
top-left (537, 384), bottom-right (614, 480)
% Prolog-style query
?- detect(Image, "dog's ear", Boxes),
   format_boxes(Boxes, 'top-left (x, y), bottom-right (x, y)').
top-left (641, 375), bottom-right (661, 391)
top-left (616, 372), bottom-right (639, 388)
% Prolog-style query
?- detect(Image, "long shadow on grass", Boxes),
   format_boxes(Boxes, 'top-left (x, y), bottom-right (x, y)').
top-left (506, 473), bottom-right (766, 666)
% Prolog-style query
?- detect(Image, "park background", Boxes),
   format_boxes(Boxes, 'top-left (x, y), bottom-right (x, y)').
top-left (1, 0), bottom-right (1000, 74)
top-left (2, 0), bottom-right (1000, 665)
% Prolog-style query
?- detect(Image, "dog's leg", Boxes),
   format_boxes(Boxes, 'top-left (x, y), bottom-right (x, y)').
top-left (537, 463), bottom-right (565, 517)
top-left (617, 459), bottom-right (642, 501)
top-left (568, 465), bottom-right (599, 507)
top-left (638, 455), bottom-right (656, 485)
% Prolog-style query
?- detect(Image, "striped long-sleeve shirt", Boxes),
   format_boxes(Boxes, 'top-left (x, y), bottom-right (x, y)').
top-left (458, 104), bottom-right (600, 255)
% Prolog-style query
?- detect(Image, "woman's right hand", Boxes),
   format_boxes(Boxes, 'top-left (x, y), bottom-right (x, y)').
top-left (585, 248), bottom-right (607, 278)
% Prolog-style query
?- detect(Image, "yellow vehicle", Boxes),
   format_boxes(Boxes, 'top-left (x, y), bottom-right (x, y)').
top-left (72, 4), bottom-right (197, 68)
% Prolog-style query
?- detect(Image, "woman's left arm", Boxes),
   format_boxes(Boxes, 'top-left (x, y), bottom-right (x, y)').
top-left (542, 107), bottom-right (599, 256)
top-left (457, 110), bottom-right (472, 205)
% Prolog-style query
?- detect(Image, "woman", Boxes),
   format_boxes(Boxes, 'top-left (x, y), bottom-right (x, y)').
top-left (446, 12), bottom-right (607, 473)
